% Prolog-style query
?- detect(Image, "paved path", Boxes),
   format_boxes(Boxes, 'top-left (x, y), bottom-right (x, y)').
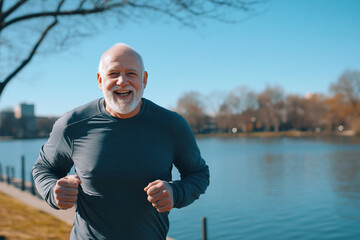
top-left (0, 181), bottom-right (174, 240)
top-left (0, 181), bottom-right (75, 224)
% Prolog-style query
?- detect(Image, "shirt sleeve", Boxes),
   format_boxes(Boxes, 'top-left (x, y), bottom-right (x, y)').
top-left (32, 117), bottom-right (74, 209)
top-left (169, 114), bottom-right (210, 208)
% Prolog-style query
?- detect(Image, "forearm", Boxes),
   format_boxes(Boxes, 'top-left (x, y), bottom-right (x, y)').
top-left (170, 163), bottom-right (209, 208)
top-left (32, 118), bottom-right (73, 209)
top-left (170, 113), bottom-right (210, 208)
top-left (32, 161), bottom-right (61, 210)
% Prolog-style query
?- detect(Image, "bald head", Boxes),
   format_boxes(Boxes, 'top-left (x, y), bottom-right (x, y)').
top-left (96, 43), bottom-right (148, 118)
top-left (98, 43), bottom-right (145, 78)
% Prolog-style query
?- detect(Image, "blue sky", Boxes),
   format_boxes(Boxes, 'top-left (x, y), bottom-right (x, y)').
top-left (1, 0), bottom-right (359, 116)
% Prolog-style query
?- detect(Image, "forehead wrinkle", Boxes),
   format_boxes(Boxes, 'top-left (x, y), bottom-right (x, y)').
top-left (106, 61), bottom-right (140, 72)
top-left (103, 54), bottom-right (142, 73)
top-left (98, 44), bottom-right (145, 78)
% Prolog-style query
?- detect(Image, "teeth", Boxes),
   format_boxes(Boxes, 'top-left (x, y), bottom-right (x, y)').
top-left (115, 90), bottom-right (131, 95)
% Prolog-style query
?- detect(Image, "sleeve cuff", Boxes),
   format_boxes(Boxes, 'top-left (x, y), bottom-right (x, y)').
top-left (168, 181), bottom-right (179, 208)
top-left (46, 185), bottom-right (60, 210)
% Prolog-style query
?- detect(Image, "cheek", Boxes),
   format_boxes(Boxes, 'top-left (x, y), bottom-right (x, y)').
top-left (103, 80), bottom-right (115, 91)
top-left (133, 79), bottom-right (143, 91)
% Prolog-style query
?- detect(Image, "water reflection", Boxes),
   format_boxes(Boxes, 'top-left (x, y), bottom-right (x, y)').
top-left (259, 153), bottom-right (286, 197)
top-left (2, 136), bottom-right (360, 240)
top-left (329, 151), bottom-right (360, 209)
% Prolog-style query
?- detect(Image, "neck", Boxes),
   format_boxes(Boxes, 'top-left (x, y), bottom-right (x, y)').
top-left (104, 99), bottom-right (143, 119)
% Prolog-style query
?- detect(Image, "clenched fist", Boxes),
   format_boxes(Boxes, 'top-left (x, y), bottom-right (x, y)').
top-left (144, 180), bottom-right (174, 213)
top-left (53, 175), bottom-right (82, 209)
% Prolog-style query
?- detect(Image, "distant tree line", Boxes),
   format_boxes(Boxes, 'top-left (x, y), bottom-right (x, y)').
top-left (176, 70), bottom-right (360, 135)
top-left (1, 69), bottom-right (358, 138)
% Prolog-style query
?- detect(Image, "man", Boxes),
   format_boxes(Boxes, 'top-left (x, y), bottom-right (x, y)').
top-left (32, 43), bottom-right (209, 240)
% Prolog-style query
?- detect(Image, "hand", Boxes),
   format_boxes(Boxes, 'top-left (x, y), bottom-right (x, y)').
top-left (53, 175), bottom-right (82, 210)
top-left (144, 180), bottom-right (174, 213)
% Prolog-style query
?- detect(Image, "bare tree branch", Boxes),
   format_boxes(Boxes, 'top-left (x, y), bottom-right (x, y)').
top-left (0, 0), bottom-right (27, 23)
top-left (126, 2), bottom-right (196, 27)
top-left (1, 1), bottom-right (131, 30)
top-left (0, 0), bottom-right (3, 14)
top-left (77, 0), bottom-right (87, 10)
top-left (0, 0), bottom-right (67, 96)
top-left (0, 19), bottom-right (57, 95)
top-left (0, 0), bottom-right (268, 101)
top-left (3, 9), bottom-right (103, 30)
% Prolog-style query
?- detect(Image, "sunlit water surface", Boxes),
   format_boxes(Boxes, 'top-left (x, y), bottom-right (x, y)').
top-left (1, 136), bottom-right (360, 240)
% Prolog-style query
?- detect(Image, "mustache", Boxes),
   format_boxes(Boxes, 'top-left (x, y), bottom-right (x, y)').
top-left (110, 85), bottom-right (136, 92)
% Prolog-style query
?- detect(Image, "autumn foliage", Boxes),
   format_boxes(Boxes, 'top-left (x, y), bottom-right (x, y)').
top-left (176, 70), bottom-right (360, 135)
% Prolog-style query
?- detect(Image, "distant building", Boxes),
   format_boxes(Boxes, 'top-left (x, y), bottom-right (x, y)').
top-left (14, 103), bottom-right (35, 118)
top-left (0, 109), bottom-right (16, 136)
top-left (14, 103), bottom-right (36, 137)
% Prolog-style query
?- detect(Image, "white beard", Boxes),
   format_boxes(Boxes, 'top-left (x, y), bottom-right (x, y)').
top-left (102, 84), bottom-right (143, 115)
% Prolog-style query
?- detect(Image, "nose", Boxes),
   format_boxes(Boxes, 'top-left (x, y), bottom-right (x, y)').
top-left (116, 73), bottom-right (128, 87)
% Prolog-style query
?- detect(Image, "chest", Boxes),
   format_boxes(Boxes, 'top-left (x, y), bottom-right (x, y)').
top-left (70, 122), bottom-right (175, 195)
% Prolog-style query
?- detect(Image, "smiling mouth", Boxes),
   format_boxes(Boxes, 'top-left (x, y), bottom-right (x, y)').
top-left (114, 90), bottom-right (132, 96)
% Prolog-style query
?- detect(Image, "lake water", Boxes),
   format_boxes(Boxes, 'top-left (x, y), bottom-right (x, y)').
top-left (1, 136), bottom-right (360, 240)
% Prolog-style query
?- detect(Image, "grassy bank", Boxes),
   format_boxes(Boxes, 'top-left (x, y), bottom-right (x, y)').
top-left (0, 192), bottom-right (72, 240)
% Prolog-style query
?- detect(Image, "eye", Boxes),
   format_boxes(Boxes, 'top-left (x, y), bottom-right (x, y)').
top-left (108, 72), bottom-right (119, 78)
top-left (127, 72), bottom-right (137, 77)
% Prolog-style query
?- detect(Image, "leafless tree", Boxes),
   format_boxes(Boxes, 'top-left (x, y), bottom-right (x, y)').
top-left (329, 70), bottom-right (360, 133)
top-left (215, 86), bottom-right (258, 132)
top-left (176, 91), bottom-right (208, 133)
top-left (284, 94), bottom-right (305, 130)
top-left (221, 86), bottom-right (258, 114)
top-left (330, 70), bottom-right (360, 112)
top-left (302, 94), bottom-right (327, 131)
top-left (257, 85), bottom-right (284, 132)
top-left (0, 0), bottom-right (267, 100)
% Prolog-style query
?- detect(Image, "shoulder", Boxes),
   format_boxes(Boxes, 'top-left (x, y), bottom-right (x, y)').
top-left (144, 98), bottom-right (187, 125)
top-left (143, 98), bottom-right (192, 135)
top-left (55, 99), bottom-right (102, 128)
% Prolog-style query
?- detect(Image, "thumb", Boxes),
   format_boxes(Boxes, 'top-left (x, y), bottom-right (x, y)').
top-left (144, 180), bottom-right (161, 192)
top-left (65, 175), bottom-right (82, 184)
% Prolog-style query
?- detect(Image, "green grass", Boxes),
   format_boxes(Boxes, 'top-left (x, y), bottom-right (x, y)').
top-left (0, 192), bottom-right (72, 240)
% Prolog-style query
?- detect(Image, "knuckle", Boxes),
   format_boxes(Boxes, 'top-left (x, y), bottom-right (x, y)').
top-left (54, 190), bottom-right (63, 196)
top-left (57, 178), bottom-right (66, 184)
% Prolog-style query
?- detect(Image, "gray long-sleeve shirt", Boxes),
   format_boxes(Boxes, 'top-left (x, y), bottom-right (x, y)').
top-left (32, 98), bottom-right (209, 240)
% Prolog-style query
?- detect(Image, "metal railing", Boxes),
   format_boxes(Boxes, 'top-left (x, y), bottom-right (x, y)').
top-left (0, 156), bottom-right (37, 196)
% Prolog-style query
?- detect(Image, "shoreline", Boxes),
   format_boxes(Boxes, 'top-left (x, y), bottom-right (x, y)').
top-left (0, 130), bottom-right (358, 141)
top-left (195, 130), bottom-right (358, 138)
top-left (0, 136), bottom-right (48, 141)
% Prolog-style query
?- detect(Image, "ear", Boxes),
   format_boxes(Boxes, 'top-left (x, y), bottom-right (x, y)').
top-left (97, 72), bottom-right (103, 90)
top-left (143, 71), bottom-right (148, 89)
